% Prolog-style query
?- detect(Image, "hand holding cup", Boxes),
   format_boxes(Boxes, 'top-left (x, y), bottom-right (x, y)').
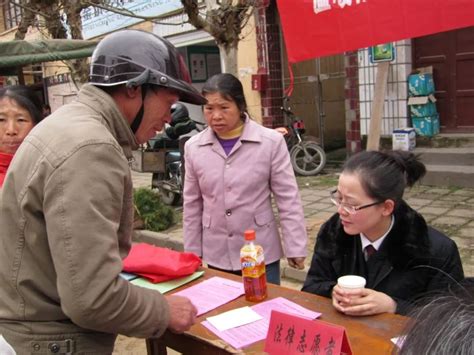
top-left (332, 275), bottom-right (366, 310)
top-left (332, 275), bottom-right (397, 315)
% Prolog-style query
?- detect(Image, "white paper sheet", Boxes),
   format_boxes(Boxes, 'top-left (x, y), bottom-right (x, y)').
top-left (206, 306), bottom-right (263, 332)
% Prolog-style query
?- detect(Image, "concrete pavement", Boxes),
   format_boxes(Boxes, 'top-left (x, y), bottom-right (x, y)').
top-left (131, 171), bottom-right (474, 282)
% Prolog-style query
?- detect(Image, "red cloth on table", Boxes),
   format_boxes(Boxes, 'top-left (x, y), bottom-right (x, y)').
top-left (123, 243), bottom-right (201, 283)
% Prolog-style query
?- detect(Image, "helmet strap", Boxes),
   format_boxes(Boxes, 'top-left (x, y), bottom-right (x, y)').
top-left (130, 85), bottom-right (148, 134)
top-left (126, 70), bottom-right (152, 134)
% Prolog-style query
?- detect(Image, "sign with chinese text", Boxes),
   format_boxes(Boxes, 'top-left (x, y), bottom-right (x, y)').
top-left (276, 0), bottom-right (474, 62)
top-left (81, 0), bottom-right (182, 39)
top-left (264, 310), bottom-right (352, 355)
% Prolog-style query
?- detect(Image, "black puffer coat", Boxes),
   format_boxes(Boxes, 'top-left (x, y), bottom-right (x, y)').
top-left (302, 201), bottom-right (464, 315)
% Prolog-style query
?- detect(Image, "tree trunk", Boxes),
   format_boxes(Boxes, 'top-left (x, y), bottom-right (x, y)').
top-left (67, 58), bottom-right (89, 88)
top-left (218, 44), bottom-right (238, 77)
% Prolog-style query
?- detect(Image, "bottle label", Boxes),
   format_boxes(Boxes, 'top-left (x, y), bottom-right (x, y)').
top-left (241, 255), bottom-right (265, 278)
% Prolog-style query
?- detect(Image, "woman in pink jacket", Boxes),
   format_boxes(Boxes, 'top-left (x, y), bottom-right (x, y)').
top-left (183, 73), bottom-right (307, 284)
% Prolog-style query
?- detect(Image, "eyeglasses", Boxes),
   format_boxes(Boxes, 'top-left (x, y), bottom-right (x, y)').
top-left (329, 189), bottom-right (383, 215)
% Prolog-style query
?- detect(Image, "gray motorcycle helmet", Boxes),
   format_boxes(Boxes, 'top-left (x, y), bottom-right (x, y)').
top-left (170, 103), bottom-right (190, 126)
top-left (89, 30), bottom-right (206, 106)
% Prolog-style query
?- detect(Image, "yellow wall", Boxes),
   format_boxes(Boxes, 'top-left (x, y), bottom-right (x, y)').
top-left (237, 14), bottom-right (262, 124)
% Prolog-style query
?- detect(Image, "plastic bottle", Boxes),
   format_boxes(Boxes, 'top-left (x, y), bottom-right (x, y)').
top-left (240, 229), bottom-right (267, 302)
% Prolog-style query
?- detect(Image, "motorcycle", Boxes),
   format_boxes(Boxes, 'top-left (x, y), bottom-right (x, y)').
top-left (276, 97), bottom-right (326, 176)
top-left (149, 103), bottom-right (205, 205)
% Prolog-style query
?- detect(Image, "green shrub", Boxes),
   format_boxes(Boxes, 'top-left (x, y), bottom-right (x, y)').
top-left (133, 188), bottom-right (175, 231)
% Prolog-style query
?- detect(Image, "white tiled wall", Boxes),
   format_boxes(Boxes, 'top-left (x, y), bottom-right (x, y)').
top-left (358, 40), bottom-right (412, 136)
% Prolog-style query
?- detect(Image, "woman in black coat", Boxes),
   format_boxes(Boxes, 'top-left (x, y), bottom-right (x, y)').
top-left (302, 150), bottom-right (464, 316)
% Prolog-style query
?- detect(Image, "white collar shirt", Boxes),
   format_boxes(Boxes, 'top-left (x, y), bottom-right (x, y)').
top-left (360, 215), bottom-right (395, 258)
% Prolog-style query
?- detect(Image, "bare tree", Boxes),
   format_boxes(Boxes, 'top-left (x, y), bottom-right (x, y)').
top-left (13, 0), bottom-right (93, 84)
top-left (10, 0), bottom-right (261, 81)
top-left (181, 0), bottom-right (260, 75)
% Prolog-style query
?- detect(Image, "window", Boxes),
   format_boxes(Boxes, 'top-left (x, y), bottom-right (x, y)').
top-left (3, 0), bottom-right (22, 31)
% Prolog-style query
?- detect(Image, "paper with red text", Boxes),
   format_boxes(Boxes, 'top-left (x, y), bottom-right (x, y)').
top-left (202, 297), bottom-right (321, 349)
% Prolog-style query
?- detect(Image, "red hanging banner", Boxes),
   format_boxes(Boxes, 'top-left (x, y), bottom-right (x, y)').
top-left (276, 0), bottom-right (474, 63)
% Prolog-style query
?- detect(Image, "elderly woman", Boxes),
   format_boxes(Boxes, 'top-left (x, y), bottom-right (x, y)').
top-left (0, 85), bottom-right (43, 187)
top-left (183, 73), bottom-right (307, 285)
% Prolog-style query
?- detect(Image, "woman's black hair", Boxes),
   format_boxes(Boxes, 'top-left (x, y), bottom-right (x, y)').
top-left (342, 150), bottom-right (426, 205)
top-left (0, 85), bottom-right (43, 124)
top-left (202, 73), bottom-right (247, 119)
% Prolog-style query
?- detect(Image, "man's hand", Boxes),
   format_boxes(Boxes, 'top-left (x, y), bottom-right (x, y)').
top-left (331, 285), bottom-right (397, 316)
top-left (287, 257), bottom-right (306, 270)
top-left (165, 295), bottom-right (198, 333)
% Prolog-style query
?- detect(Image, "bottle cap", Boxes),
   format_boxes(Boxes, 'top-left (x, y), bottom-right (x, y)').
top-left (244, 230), bottom-right (256, 241)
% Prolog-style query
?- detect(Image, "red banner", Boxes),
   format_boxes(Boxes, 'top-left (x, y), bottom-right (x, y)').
top-left (277, 0), bottom-right (474, 63)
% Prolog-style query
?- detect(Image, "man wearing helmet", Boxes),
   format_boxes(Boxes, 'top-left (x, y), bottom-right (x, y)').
top-left (0, 30), bottom-right (206, 353)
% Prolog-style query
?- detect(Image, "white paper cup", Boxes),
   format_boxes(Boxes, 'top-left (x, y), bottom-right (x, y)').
top-left (337, 275), bottom-right (366, 289)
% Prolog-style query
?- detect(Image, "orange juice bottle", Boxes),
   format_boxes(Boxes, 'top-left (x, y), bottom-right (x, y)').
top-left (240, 230), bottom-right (267, 302)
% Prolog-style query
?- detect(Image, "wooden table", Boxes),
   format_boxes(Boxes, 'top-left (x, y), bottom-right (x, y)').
top-left (146, 268), bottom-right (408, 354)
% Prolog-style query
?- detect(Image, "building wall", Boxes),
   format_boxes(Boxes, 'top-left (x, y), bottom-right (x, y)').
top-left (255, 1), bottom-right (284, 128)
top-left (345, 51), bottom-right (361, 154)
top-left (281, 51), bottom-right (347, 149)
top-left (46, 74), bottom-right (79, 112)
top-left (237, 13), bottom-right (262, 123)
top-left (0, 9), bottom-right (5, 33)
top-left (254, 1), bottom-right (346, 149)
top-left (358, 40), bottom-right (413, 136)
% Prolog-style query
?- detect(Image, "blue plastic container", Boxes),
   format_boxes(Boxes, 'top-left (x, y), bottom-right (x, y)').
top-left (408, 73), bottom-right (435, 96)
top-left (412, 115), bottom-right (440, 137)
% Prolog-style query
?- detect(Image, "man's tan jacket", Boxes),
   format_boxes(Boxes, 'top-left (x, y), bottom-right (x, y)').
top-left (0, 85), bottom-right (169, 353)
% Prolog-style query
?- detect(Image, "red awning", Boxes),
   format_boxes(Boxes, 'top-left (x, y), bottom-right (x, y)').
top-left (277, 0), bottom-right (474, 63)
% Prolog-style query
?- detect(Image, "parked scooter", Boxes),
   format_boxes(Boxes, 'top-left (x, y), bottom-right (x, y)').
top-left (149, 103), bottom-right (205, 205)
top-left (276, 97), bottom-right (326, 176)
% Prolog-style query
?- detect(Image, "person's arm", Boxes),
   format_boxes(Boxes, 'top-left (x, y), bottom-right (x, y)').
top-left (392, 297), bottom-right (413, 315)
top-left (183, 140), bottom-right (204, 257)
top-left (395, 231), bottom-right (465, 315)
top-left (269, 134), bottom-right (307, 267)
top-left (301, 223), bottom-right (337, 297)
top-left (44, 144), bottom-right (172, 337)
top-left (424, 235), bottom-right (465, 292)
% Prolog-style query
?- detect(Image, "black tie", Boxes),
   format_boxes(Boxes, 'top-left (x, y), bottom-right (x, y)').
top-left (365, 245), bottom-right (376, 261)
